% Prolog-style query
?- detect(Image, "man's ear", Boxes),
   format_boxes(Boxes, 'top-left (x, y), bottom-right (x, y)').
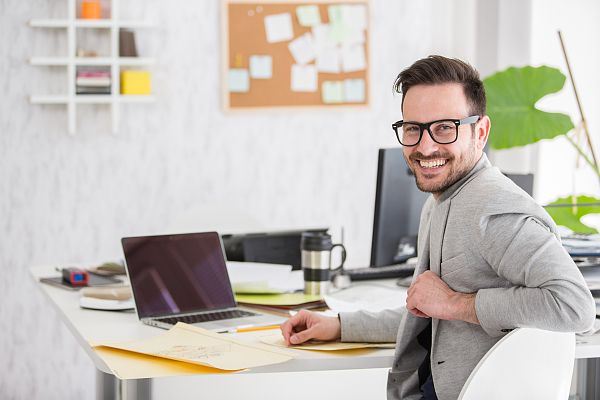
top-left (476, 116), bottom-right (491, 150)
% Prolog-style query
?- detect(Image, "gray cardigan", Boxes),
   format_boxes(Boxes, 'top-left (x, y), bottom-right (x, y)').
top-left (340, 154), bottom-right (595, 400)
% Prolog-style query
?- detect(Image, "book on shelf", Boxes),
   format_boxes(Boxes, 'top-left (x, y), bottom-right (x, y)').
top-left (76, 86), bottom-right (111, 95)
top-left (119, 29), bottom-right (138, 57)
top-left (76, 77), bottom-right (111, 87)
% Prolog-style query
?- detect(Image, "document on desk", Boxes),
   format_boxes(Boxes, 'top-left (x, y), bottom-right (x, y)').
top-left (324, 285), bottom-right (407, 313)
top-left (257, 331), bottom-right (395, 351)
top-left (226, 261), bottom-right (303, 294)
top-left (88, 322), bottom-right (297, 379)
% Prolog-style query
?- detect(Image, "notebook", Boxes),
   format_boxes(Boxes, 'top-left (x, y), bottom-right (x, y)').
top-left (121, 231), bottom-right (286, 332)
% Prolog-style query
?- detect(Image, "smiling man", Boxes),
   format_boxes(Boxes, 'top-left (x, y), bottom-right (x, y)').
top-left (280, 55), bottom-right (595, 400)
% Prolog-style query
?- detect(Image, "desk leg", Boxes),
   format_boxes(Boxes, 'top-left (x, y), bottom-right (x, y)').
top-left (96, 370), bottom-right (152, 400)
top-left (576, 358), bottom-right (600, 400)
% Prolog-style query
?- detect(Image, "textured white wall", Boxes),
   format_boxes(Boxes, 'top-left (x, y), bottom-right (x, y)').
top-left (0, 1), bottom-right (434, 398)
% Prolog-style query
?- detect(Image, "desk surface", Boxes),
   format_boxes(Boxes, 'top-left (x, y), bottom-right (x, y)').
top-left (31, 264), bottom-right (600, 381)
top-left (30, 265), bottom-right (396, 377)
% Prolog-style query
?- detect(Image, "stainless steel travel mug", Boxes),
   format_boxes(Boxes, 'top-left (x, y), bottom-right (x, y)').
top-left (301, 232), bottom-right (345, 295)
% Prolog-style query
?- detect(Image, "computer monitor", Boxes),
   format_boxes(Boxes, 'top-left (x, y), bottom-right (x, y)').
top-left (370, 148), bottom-right (430, 267)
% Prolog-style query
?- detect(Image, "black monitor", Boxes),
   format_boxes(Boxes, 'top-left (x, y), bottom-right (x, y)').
top-left (370, 148), bottom-right (430, 267)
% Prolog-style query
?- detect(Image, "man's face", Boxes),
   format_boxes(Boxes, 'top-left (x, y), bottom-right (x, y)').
top-left (401, 83), bottom-right (488, 199)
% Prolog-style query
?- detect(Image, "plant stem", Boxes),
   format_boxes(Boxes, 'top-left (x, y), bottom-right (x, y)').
top-left (565, 135), bottom-right (600, 180)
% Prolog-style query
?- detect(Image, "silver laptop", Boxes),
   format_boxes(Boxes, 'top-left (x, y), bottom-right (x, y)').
top-left (122, 231), bottom-right (286, 332)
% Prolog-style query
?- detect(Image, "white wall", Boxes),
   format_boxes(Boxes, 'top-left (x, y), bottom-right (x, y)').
top-left (0, 1), bottom-right (433, 398)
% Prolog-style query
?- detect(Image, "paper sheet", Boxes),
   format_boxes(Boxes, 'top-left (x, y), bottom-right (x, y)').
top-left (257, 331), bottom-right (394, 351)
top-left (324, 285), bottom-right (407, 313)
top-left (264, 13), bottom-right (294, 43)
top-left (341, 45), bottom-right (367, 72)
top-left (89, 323), bottom-right (297, 373)
top-left (235, 292), bottom-right (322, 306)
top-left (322, 81), bottom-right (344, 104)
top-left (91, 343), bottom-right (238, 380)
top-left (228, 69), bottom-right (249, 92)
top-left (316, 49), bottom-right (341, 73)
top-left (342, 4), bottom-right (368, 30)
top-left (288, 32), bottom-right (316, 65)
top-left (249, 55), bottom-right (273, 79)
top-left (226, 262), bottom-right (302, 294)
top-left (296, 5), bottom-right (321, 27)
top-left (344, 79), bottom-right (365, 103)
top-left (291, 64), bottom-right (318, 92)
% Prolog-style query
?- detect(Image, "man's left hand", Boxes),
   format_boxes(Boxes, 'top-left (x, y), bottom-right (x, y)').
top-left (406, 270), bottom-right (480, 325)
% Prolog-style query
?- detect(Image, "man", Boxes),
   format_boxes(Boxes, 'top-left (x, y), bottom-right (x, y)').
top-left (281, 55), bottom-right (595, 400)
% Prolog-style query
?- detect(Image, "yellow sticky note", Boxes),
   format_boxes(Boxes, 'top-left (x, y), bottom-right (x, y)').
top-left (121, 70), bottom-right (151, 95)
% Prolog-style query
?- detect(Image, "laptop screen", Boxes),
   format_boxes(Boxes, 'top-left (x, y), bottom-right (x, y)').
top-left (122, 232), bottom-right (237, 319)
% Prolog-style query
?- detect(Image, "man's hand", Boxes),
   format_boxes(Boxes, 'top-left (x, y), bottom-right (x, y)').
top-left (280, 309), bottom-right (341, 346)
top-left (406, 270), bottom-right (480, 325)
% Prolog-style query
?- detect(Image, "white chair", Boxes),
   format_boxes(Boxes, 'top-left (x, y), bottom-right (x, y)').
top-left (458, 328), bottom-right (575, 400)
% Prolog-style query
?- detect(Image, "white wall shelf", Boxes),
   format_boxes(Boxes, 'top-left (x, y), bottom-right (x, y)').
top-left (29, 0), bottom-right (156, 135)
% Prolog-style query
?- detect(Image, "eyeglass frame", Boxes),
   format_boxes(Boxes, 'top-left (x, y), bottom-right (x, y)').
top-left (391, 115), bottom-right (481, 147)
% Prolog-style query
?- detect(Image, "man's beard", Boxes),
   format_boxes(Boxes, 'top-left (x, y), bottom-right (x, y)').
top-left (405, 140), bottom-right (478, 196)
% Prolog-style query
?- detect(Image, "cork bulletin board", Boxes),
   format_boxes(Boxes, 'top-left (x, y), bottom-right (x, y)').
top-left (221, 0), bottom-right (370, 112)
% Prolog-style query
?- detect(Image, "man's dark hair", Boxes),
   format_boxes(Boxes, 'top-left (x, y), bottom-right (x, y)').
top-left (393, 55), bottom-right (486, 118)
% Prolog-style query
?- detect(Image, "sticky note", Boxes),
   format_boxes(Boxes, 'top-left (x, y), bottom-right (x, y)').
top-left (316, 49), bottom-right (340, 73)
top-left (312, 23), bottom-right (336, 51)
top-left (288, 32), bottom-right (316, 65)
top-left (328, 22), bottom-right (352, 45)
top-left (264, 13), bottom-right (294, 43)
top-left (346, 28), bottom-right (365, 45)
top-left (342, 4), bottom-right (368, 30)
top-left (249, 55), bottom-right (272, 79)
top-left (291, 64), bottom-right (318, 92)
top-left (341, 45), bottom-right (367, 72)
top-left (296, 5), bottom-right (321, 27)
top-left (229, 69), bottom-right (249, 92)
top-left (327, 5), bottom-right (343, 24)
top-left (344, 79), bottom-right (365, 103)
top-left (322, 81), bottom-right (344, 104)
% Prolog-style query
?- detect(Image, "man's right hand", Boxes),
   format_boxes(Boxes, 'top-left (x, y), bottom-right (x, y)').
top-left (280, 309), bottom-right (342, 346)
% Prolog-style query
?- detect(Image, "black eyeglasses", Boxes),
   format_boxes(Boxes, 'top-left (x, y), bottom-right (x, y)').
top-left (391, 115), bottom-right (480, 146)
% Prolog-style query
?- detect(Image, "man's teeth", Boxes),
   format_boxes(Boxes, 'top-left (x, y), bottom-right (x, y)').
top-left (420, 159), bottom-right (447, 169)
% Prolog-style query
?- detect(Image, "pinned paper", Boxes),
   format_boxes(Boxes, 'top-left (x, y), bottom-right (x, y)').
top-left (288, 32), bottom-right (316, 65)
top-left (264, 13), bottom-right (294, 43)
top-left (342, 4), bottom-right (368, 30)
top-left (316, 49), bottom-right (340, 73)
top-left (344, 79), bottom-right (365, 103)
top-left (228, 69), bottom-right (249, 92)
top-left (328, 23), bottom-right (352, 45)
top-left (346, 28), bottom-right (366, 45)
top-left (291, 64), bottom-right (318, 92)
top-left (249, 55), bottom-right (273, 79)
top-left (312, 23), bottom-right (336, 51)
top-left (296, 5), bottom-right (321, 27)
top-left (341, 45), bottom-right (367, 72)
top-left (322, 81), bottom-right (344, 103)
top-left (327, 4), bottom-right (343, 24)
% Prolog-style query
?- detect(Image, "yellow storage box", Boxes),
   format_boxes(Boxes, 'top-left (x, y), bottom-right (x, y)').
top-left (121, 71), bottom-right (151, 95)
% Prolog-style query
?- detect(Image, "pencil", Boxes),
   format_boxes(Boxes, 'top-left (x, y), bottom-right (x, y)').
top-left (229, 325), bottom-right (281, 333)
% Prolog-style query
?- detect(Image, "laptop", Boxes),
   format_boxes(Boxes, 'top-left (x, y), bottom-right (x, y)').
top-left (121, 231), bottom-right (286, 332)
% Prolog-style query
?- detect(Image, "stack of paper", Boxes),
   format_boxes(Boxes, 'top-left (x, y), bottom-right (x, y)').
top-left (89, 323), bottom-right (297, 379)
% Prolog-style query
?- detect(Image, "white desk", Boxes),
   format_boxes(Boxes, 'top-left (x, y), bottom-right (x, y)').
top-left (30, 265), bottom-right (396, 400)
top-left (31, 264), bottom-right (600, 400)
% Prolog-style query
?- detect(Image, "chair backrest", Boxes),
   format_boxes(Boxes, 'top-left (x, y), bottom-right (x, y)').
top-left (457, 328), bottom-right (575, 400)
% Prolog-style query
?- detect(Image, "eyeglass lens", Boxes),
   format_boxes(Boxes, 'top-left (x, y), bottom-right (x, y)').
top-left (400, 120), bottom-right (457, 146)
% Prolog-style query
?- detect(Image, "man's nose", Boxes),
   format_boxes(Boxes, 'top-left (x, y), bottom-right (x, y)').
top-left (416, 129), bottom-right (440, 155)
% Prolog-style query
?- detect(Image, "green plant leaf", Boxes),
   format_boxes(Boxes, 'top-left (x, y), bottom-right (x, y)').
top-left (483, 66), bottom-right (574, 149)
top-left (545, 196), bottom-right (600, 233)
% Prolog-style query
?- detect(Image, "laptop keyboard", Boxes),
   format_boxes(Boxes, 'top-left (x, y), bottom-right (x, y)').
top-left (155, 309), bottom-right (259, 325)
